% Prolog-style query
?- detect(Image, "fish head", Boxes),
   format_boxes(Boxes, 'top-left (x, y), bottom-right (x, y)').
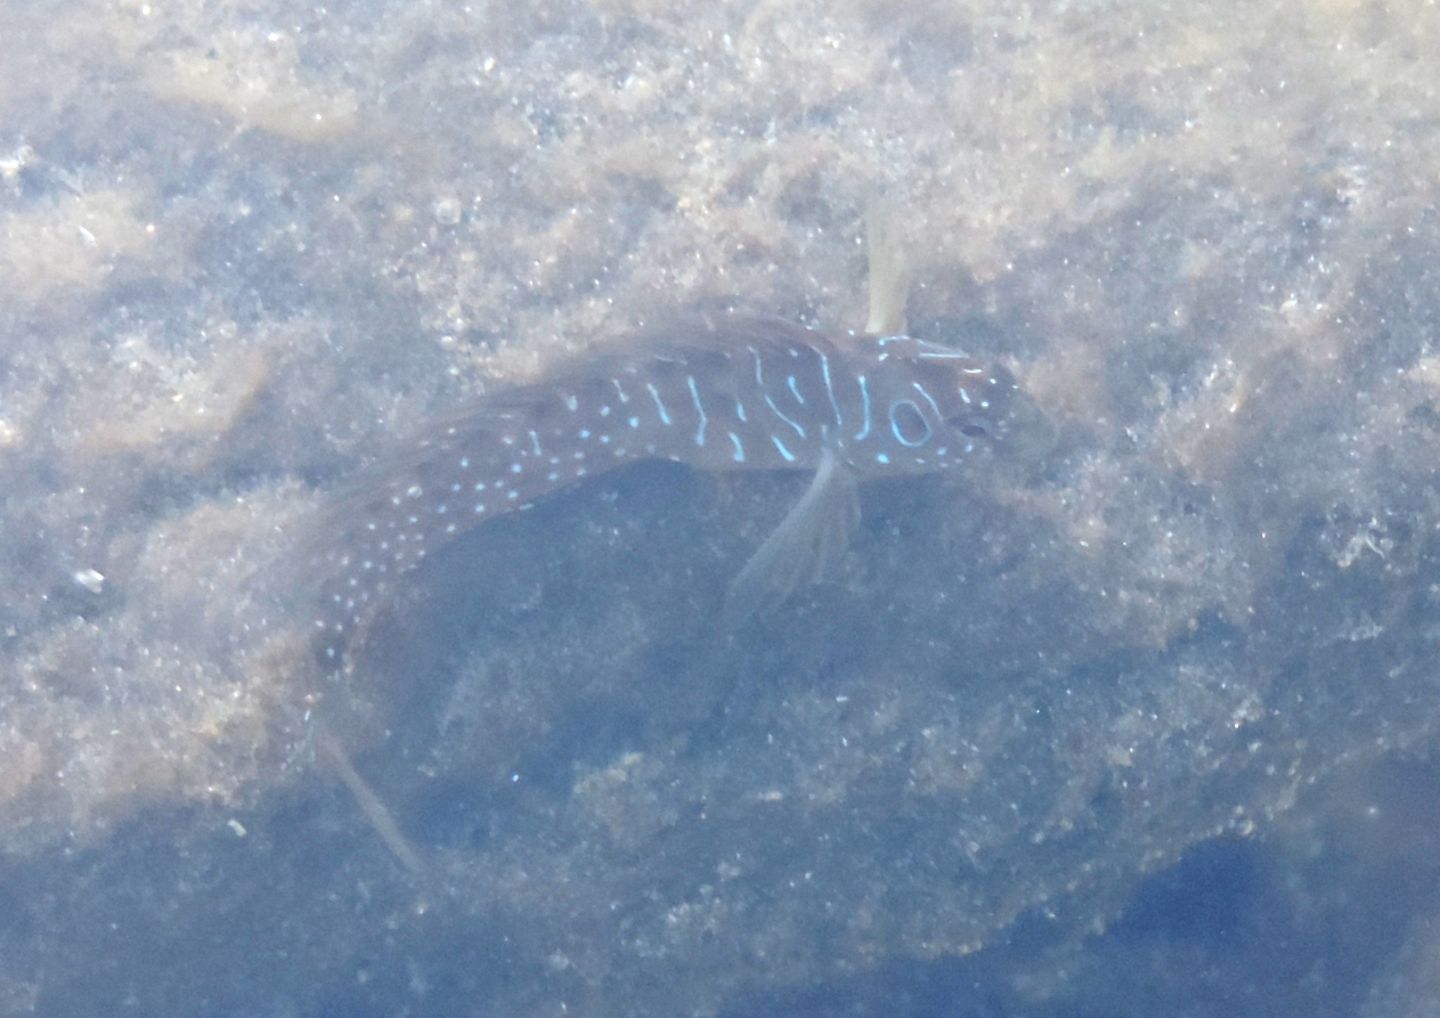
top-left (870, 335), bottom-right (1019, 464)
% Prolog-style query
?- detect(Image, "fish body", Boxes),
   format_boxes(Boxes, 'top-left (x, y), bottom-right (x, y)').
top-left (310, 314), bottom-right (1015, 668)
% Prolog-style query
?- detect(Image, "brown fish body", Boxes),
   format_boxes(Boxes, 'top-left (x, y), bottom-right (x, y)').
top-left (309, 314), bottom-right (1015, 667)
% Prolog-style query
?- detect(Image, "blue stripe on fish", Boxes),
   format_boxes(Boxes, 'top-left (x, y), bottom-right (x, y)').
top-left (686, 375), bottom-right (707, 446)
top-left (854, 374), bottom-right (872, 441)
top-left (647, 382), bottom-right (672, 426)
top-left (820, 352), bottom-right (842, 431)
top-left (764, 392), bottom-right (806, 440)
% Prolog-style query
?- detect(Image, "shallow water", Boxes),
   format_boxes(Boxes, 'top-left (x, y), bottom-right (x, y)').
top-left (1, 0), bottom-right (1439, 1014)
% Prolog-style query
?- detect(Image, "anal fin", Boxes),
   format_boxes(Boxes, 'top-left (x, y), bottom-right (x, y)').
top-left (722, 447), bottom-right (860, 625)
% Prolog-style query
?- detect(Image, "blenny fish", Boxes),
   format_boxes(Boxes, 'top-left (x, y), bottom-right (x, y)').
top-left (308, 313), bottom-right (1017, 670)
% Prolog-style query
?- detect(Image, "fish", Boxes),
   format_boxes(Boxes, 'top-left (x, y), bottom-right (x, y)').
top-left (305, 312), bottom-right (1018, 672)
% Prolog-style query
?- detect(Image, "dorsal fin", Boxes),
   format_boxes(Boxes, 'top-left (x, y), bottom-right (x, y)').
top-left (864, 201), bottom-right (910, 337)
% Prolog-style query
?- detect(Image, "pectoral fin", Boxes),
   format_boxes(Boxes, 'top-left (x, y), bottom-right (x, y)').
top-left (723, 447), bottom-right (860, 625)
